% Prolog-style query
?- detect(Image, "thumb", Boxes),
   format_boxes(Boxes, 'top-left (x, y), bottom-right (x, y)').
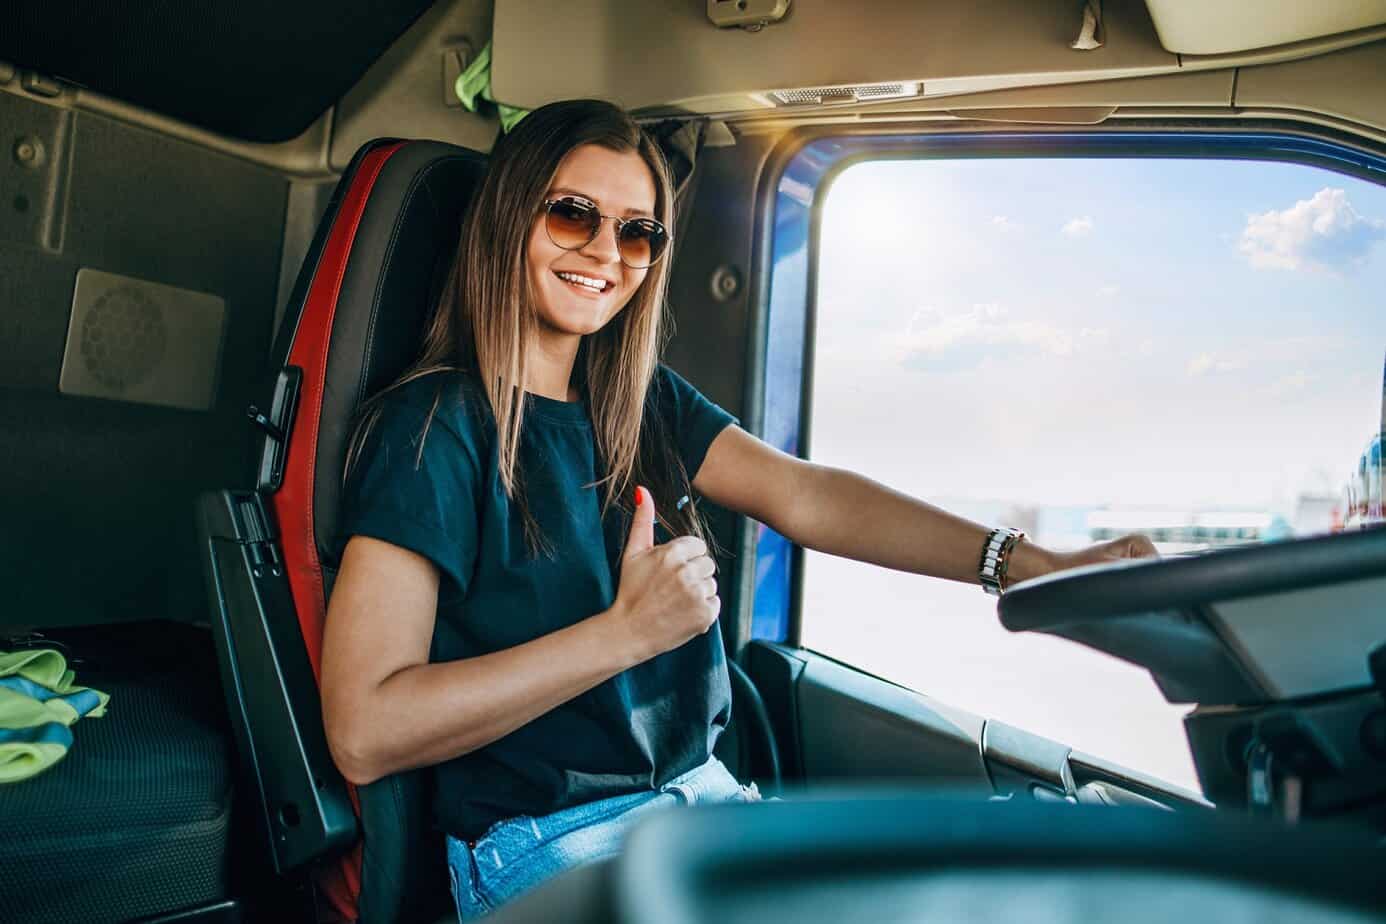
top-left (623, 486), bottom-right (655, 561)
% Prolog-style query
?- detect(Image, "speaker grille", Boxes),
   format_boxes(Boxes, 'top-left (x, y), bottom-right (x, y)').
top-left (79, 285), bottom-right (169, 390)
top-left (60, 268), bottom-right (226, 411)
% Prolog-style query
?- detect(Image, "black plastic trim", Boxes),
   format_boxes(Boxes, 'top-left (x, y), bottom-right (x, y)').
top-left (196, 489), bottom-right (357, 874)
top-left (728, 657), bottom-right (783, 793)
top-left (254, 366), bottom-right (303, 493)
top-left (1185, 688), bottom-right (1386, 814)
top-left (792, 649), bottom-right (992, 789)
top-left (745, 641), bottom-right (809, 780)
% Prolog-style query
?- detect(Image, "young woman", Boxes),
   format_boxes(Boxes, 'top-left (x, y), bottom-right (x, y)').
top-left (320, 99), bottom-right (1154, 919)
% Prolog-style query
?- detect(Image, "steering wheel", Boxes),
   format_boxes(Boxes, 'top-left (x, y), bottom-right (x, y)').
top-left (995, 527), bottom-right (1386, 705)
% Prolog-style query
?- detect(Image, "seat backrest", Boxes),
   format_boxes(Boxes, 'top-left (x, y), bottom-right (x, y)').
top-left (199, 139), bottom-right (488, 924)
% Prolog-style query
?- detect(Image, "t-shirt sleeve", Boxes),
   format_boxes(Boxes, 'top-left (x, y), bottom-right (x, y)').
top-left (654, 365), bottom-right (738, 481)
top-left (337, 400), bottom-right (481, 599)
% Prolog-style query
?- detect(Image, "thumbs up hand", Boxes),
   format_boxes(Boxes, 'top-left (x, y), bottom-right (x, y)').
top-left (611, 486), bottom-right (720, 663)
top-left (622, 483), bottom-right (657, 561)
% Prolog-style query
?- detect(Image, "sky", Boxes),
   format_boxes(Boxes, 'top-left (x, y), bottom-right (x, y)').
top-left (798, 157), bottom-right (1386, 791)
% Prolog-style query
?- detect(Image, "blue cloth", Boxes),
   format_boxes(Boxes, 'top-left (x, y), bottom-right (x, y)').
top-left (446, 755), bottom-right (756, 919)
top-left (0, 648), bottom-right (110, 783)
top-left (336, 365), bottom-right (739, 841)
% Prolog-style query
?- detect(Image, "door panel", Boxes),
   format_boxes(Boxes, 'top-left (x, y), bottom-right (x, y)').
top-left (748, 643), bottom-right (992, 794)
top-left (745, 641), bottom-right (1210, 813)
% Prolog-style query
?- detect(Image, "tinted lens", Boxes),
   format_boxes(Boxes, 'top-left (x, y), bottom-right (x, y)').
top-left (618, 219), bottom-right (668, 268)
top-left (546, 199), bottom-right (600, 250)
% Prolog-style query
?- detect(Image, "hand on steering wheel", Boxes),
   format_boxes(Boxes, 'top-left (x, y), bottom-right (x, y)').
top-left (1049, 533), bottom-right (1159, 575)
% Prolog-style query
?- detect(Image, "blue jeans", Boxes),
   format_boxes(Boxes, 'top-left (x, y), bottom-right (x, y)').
top-left (445, 755), bottom-right (758, 920)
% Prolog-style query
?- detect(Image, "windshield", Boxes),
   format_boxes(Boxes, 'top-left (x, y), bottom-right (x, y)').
top-left (800, 155), bottom-right (1386, 790)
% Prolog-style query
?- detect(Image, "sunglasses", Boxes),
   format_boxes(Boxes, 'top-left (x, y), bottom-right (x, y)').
top-left (542, 196), bottom-right (670, 269)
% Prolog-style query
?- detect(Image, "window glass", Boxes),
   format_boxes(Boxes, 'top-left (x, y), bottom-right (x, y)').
top-left (801, 158), bottom-right (1386, 791)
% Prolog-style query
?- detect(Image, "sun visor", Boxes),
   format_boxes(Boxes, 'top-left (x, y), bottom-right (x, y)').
top-left (490, 0), bottom-right (1177, 116)
top-left (1145, 0), bottom-right (1386, 55)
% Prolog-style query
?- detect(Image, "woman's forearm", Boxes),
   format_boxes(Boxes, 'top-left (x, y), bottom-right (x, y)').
top-left (780, 463), bottom-right (1055, 586)
top-left (335, 605), bottom-right (641, 785)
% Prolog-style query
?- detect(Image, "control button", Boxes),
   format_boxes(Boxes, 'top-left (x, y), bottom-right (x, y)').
top-left (21, 72), bottom-right (63, 98)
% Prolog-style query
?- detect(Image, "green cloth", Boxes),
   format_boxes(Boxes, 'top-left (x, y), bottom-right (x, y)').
top-left (455, 40), bottom-right (530, 133)
top-left (0, 648), bottom-right (109, 783)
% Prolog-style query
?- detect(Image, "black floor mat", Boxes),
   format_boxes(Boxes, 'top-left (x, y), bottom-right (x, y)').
top-left (0, 621), bottom-right (236, 924)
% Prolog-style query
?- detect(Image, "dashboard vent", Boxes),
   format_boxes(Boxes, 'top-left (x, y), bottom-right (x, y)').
top-left (767, 81), bottom-right (922, 107)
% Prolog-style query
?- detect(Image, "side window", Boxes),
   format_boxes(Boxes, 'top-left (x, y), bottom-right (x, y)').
top-left (799, 156), bottom-right (1386, 791)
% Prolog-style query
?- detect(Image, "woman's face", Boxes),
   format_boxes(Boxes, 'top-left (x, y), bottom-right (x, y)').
top-left (526, 143), bottom-right (658, 340)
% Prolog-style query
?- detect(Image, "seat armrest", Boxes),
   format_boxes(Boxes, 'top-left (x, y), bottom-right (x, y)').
top-left (197, 489), bottom-right (358, 874)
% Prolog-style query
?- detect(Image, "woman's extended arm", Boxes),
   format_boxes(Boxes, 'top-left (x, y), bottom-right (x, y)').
top-left (692, 426), bottom-right (1152, 586)
top-left (322, 489), bottom-right (719, 785)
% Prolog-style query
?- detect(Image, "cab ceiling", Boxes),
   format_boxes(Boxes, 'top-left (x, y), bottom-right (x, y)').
top-left (5, 1), bottom-right (1386, 166)
top-left (0, 0), bottom-right (435, 142)
top-left (492, 0), bottom-right (1386, 121)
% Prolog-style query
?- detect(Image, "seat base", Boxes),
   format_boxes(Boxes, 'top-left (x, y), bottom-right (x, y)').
top-left (0, 622), bottom-right (236, 924)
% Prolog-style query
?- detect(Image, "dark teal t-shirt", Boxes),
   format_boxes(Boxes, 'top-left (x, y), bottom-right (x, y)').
top-left (335, 365), bottom-right (736, 840)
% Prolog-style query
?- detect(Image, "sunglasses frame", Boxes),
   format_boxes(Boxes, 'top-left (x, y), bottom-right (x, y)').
top-left (541, 195), bottom-right (671, 269)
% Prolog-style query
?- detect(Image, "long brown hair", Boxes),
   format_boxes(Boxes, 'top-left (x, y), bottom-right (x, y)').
top-left (346, 99), bottom-right (709, 554)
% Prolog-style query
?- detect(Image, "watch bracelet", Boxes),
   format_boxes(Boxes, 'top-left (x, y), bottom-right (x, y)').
top-left (978, 526), bottom-right (1025, 595)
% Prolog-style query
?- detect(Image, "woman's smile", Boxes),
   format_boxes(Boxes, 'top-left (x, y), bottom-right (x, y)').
top-left (553, 269), bottom-right (616, 296)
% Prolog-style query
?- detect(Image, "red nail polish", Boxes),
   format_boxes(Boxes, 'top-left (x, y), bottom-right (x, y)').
top-left (634, 487), bottom-right (643, 507)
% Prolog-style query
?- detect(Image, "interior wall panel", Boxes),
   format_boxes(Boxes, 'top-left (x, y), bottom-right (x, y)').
top-left (663, 131), bottom-right (777, 640)
top-left (0, 92), bottom-right (287, 629)
top-left (1235, 41), bottom-right (1386, 136)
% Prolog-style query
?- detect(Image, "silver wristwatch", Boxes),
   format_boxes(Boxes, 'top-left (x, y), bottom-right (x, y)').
top-left (978, 526), bottom-right (1026, 597)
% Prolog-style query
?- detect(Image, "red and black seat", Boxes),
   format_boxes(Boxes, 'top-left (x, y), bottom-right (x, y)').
top-left (197, 138), bottom-right (488, 924)
top-left (196, 132), bottom-right (780, 923)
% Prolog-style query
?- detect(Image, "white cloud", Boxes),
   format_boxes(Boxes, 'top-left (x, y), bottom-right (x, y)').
top-left (1239, 187), bottom-right (1385, 273)
top-left (1184, 336), bottom-right (1346, 380)
top-left (1097, 284), bottom-right (1120, 297)
top-left (1186, 352), bottom-right (1246, 377)
top-left (1062, 216), bottom-right (1094, 238)
top-left (991, 215), bottom-right (1021, 232)
top-left (899, 303), bottom-right (1108, 368)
